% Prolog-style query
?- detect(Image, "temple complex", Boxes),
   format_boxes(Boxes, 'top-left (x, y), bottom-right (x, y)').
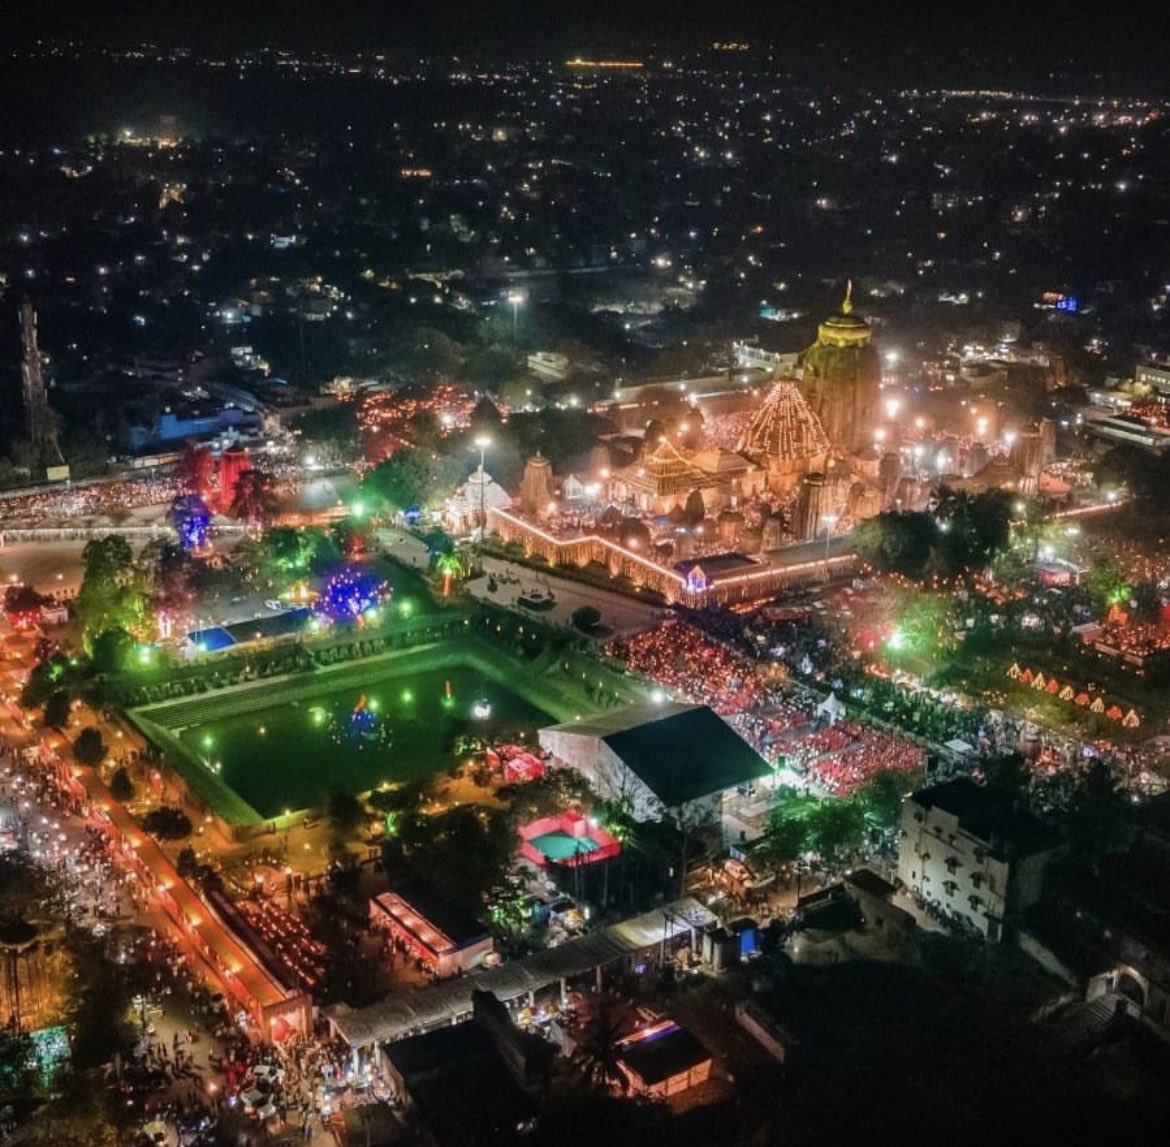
top-left (797, 281), bottom-right (881, 454)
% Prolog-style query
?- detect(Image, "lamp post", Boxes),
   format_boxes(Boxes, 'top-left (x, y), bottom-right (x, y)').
top-left (506, 291), bottom-right (524, 344)
top-left (822, 514), bottom-right (838, 581)
top-left (474, 434), bottom-right (492, 542)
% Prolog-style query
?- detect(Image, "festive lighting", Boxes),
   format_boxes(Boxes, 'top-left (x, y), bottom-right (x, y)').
top-left (317, 567), bottom-right (391, 623)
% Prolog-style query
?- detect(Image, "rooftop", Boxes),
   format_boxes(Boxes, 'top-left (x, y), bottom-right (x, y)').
top-left (543, 704), bottom-right (772, 807)
top-left (909, 779), bottom-right (1061, 857)
top-left (617, 1019), bottom-right (712, 1086)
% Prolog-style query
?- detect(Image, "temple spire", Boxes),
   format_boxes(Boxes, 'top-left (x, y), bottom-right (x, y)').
top-left (842, 278), bottom-right (853, 315)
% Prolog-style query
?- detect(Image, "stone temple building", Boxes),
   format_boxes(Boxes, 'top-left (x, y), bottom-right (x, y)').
top-left (798, 282), bottom-right (881, 455)
top-left (739, 379), bottom-right (831, 494)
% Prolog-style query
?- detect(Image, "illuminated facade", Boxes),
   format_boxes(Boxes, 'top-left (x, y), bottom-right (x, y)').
top-left (739, 380), bottom-right (831, 493)
top-left (489, 507), bottom-right (856, 606)
top-left (798, 283), bottom-right (881, 454)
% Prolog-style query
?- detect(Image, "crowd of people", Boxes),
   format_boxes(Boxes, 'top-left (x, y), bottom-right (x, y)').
top-left (605, 622), bottom-right (931, 799)
top-left (781, 720), bottom-right (927, 797)
top-left (0, 475), bottom-right (184, 527)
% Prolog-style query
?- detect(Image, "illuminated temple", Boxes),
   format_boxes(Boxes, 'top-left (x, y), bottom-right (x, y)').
top-left (612, 439), bottom-right (720, 516)
top-left (738, 379), bottom-right (831, 493)
top-left (798, 282), bottom-right (881, 454)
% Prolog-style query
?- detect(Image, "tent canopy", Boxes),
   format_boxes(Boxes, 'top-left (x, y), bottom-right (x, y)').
top-left (816, 693), bottom-right (846, 723)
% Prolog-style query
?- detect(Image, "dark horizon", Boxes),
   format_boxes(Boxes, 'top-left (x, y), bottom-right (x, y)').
top-left (3, 0), bottom-right (1165, 91)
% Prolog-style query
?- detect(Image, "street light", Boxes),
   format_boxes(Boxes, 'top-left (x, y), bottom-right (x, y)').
top-left (823, 514), bottom-right (838, 580)
top-left (506, 291), bottom-right (524, 343)
top-left (474, 434), bottom-right (492, 539)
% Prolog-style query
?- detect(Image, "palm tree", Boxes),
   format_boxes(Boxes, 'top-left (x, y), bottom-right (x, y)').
top-left (434, 551), bottom-right (465, 597)
top-left (231, 468), bottom-right (277, 529)
top-left (570, 994), bottom-right (630, 1095)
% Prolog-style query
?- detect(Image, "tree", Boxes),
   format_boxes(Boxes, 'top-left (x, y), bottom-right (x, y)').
top-left (20, 656), bottom-right (71, 708)
top-left (43, 689), bottom-right (71, 730)
top-left (853, 511), bottom-right (935, 578)
top-left (364, 449), bottom-right (462, 515)
top-left (108, 767), bottom-right (134, 801)
top-left (177, 442), bottom-right (214, 496)
top-left (570, 994), bottom-right (630, 1095)
top-left (804, 799), bottom-right (866, 864)
top-left (327, 789), bottom-right (366, 834)
top-left (571, 606), bottom-right (602, 633)
top-left (231, 468), bottom-right (277, 527)
top-left (763, 808), bottom-right (812, 864)
top-left (73, 727), bottom-right (107, 767)
top-left (3, 582), bottom-right (45, 616)
top-left (855, 770), bottom-right (914, 835)
top-left (1085, 556), bottom-right (1129, 613)
top-left (432, 550), bottom-right (464, 597)
top-left (76, 535), bottom-right (148, 639)
top-left (90, 627), bottom-right (135, 675)
top-left (1130, 579), bottom-right (1163, 622)
top-left (141, 807), bottom-right (192, 840)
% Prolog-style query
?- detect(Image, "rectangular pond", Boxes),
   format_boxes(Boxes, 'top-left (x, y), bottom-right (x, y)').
top-left (172, 665), bottom-right (552, 818)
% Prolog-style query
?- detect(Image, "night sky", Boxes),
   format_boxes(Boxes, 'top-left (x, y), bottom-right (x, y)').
top-left (3, 0), bottom-right (1163, 82)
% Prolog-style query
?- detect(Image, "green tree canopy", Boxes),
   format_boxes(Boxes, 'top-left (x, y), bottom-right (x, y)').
top-left (141, 806), bottom-right (193, 840)
top-left (363, 448), bottom-right (463, 514)
top-left (73, 727), bottom-right (107, 767)
top-left (43, 689), bottom-right (71, 730)
top-left (76, 535), bottom-right (150, 639)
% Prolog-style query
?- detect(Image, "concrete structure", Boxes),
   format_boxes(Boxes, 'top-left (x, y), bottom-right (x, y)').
top-left (797, 283), bottom-right (881, 454)
top-left (897, 779), bottom-right (1063, 941)
top-left (539, 703), bottom-right (772, 825)
top-left (739, 380), bottom-right (831, 494)
top-left (369, 885), bottom-right (494, 978)
top-left (489, 507), bottom-right (857, 606)
top-left (327, 898), bottom-right (719, 1049)
top-left (443, 466), bottom-right (512, 536)
top-left (518, 452), bottom-right (554, 517)
top-left (383, 990), bottom-right (547, 1146)
top-left (615, 1018), bottom-right (713, 1098)
top-left (527, 351), bottom-right (570, 380)
top-left (612, 438), bottom-right (719, 516)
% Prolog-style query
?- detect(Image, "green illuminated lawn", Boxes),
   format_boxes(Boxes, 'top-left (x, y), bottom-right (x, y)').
top-left (171, 664), bottom-right (550, 818)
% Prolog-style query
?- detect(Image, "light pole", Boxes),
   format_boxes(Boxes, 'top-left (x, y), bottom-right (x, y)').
top-left (822, 514), bottom-right (838, 581)
top-left (506, 291), bottom-right (523, 345)
top-left (474, 434), bottom-right (492, 541)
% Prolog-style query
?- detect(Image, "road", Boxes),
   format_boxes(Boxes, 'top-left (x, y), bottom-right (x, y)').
top-left (466, 556), bottom-right (662, 637)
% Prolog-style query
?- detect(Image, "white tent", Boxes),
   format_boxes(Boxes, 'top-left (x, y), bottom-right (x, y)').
top-left (944, 738), bottom-right (975, 757)
top-left (816, 692), bottom-right (846, 725)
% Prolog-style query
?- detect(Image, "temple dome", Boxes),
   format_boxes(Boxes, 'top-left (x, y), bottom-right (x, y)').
top-left (816, 280), bottom-right (872, 348)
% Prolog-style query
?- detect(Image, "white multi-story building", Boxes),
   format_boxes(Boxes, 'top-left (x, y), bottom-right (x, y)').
top-left (897, 779), bottom-right (1063, 942)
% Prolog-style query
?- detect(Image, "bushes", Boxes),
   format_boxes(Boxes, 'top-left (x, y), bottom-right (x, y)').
top-left (109, 767), bottom-right (135, 802)
top-left (74, 727), bottom-right (107, 767)
top-left (142, 806), bottom-right (193, 840)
